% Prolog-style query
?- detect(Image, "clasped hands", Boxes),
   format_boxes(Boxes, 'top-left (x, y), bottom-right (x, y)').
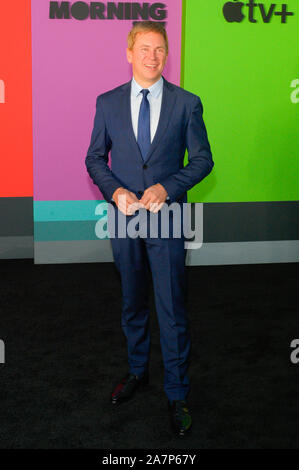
top-left (112, 184), bottom-right (168, 216)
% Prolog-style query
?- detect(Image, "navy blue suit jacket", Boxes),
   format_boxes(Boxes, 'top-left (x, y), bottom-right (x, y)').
top-left (85, 76), bottom-right (214, 204)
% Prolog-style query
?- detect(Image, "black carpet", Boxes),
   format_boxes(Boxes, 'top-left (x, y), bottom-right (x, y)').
top-left (0, 259), bottom-right (298, 449)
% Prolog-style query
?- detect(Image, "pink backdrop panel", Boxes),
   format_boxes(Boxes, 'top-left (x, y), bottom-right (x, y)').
top-left (31, 0), bottom-right (182, 201)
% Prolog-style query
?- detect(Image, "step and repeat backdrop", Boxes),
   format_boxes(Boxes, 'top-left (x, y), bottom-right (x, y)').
top-left (0, 0), bottom-right (298, 264)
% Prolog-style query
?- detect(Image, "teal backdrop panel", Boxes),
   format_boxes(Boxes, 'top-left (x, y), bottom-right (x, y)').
top-left (182, 0), bottom-right (299, 202)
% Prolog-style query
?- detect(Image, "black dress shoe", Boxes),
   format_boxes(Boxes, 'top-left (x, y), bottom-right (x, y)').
top-left (111, 372), bottom-right (149, 405)
top-left (168, 399), bottom-right (192, 437)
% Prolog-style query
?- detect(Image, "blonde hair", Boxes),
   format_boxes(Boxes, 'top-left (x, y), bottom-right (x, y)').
top-left (127, 21), bottom-right (168, 55)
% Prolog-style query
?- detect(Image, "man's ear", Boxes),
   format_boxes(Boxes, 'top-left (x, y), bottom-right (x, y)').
top-left (126, 48), bottom-right (132, 64)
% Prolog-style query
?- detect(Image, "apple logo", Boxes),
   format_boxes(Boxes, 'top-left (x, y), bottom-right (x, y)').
top-left (223, 1), bottom-right (245, 22)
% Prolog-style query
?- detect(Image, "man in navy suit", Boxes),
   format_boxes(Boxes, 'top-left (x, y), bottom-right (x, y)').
top-left (85, 21), bottom-right (214, 437)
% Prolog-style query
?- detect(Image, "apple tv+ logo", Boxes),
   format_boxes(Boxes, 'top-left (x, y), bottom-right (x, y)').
top-left (222, 0), bottom-right (294, 23)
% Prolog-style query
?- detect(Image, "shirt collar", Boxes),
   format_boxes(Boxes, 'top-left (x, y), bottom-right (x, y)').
top-left (131, 76), bottom-right (163, 99)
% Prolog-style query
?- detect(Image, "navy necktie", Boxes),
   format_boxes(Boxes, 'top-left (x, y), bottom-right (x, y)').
top-left (137, 89), bottom-right (151, 161)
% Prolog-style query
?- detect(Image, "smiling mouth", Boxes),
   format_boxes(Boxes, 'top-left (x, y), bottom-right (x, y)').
top-left (145, 64), bottom-right (158, 69)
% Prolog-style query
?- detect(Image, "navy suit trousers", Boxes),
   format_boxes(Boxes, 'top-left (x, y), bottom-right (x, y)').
top-left (108, 202), bottom-right (191, 402)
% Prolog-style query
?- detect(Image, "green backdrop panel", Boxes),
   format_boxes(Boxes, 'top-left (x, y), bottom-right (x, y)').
top-left (182, 0), bottom-right (299, 202)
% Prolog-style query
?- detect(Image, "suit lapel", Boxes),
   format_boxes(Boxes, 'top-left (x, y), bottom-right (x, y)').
top-left (120, 81), bottom-right (143, 160)
top-left (144, 77), bottom-right (177, 163)
top-left (120, 76), bottom-right (177, 164)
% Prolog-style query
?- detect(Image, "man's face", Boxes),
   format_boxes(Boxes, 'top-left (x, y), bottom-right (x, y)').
top-left (126, 31), bottom-right (168, 87)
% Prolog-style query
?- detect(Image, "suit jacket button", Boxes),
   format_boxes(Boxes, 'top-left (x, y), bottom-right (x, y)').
top-left (137, 190), bottom-right (143, 195)
top-left (143, 164), bottom-right (148, 169)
